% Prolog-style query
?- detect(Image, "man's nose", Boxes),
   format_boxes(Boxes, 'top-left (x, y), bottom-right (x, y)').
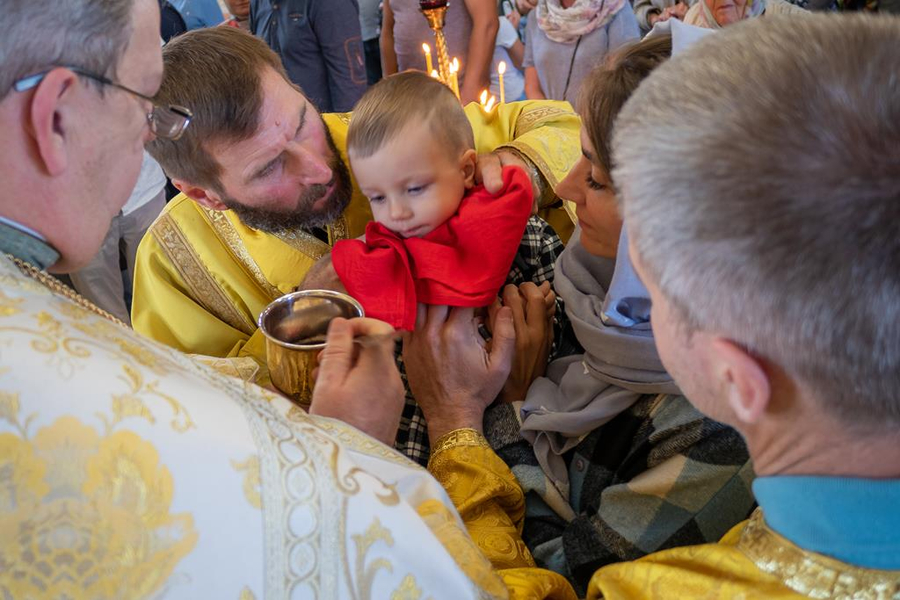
top-left (294, 144), bottom-right (333, 186)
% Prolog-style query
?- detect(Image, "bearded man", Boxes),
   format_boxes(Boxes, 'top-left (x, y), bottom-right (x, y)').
top-left (133, 27), bottom-right (579, 380)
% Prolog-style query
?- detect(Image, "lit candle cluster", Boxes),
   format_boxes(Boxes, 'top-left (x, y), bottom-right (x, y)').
top-left (422, 43), bottom-right (461, 100)
top-left (422, 47), bottom-right (510, 113)
top-left (477, 60), bottom-right (508, 114)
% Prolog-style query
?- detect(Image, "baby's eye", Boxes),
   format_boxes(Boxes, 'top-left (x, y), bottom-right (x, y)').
top-left (368, 195), bottom-right (385, 203)
top-left (407, 184), bottom-right (427, 195)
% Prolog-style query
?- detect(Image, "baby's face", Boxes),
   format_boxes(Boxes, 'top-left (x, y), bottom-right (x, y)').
top-left (351, 123), bottom-right (475, 238)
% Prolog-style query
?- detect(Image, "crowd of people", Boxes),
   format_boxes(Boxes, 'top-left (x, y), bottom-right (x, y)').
top-left (1, 0), bottom-right (898, 598)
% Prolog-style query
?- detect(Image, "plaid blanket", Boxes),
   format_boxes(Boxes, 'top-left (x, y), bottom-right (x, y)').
top-left (393, 215), bottom-right (565, 465)
top-left (485, 393), bottom-right (755, 596)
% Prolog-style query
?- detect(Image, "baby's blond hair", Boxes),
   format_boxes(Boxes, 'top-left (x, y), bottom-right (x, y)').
top-left (347, 71), bottom-right (475, 159)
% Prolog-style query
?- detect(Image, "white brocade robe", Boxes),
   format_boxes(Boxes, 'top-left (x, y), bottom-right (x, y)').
top-left (0, 256), bottom-right (507, 600)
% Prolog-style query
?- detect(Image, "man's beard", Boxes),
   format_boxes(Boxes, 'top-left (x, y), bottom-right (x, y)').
top-left (220, 125), bottom-right (352, 233)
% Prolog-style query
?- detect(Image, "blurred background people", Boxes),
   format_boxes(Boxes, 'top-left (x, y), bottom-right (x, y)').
top-left (69, 153), bottom-right (167, 325)
top-left (359, 0), bottom-right (383, 84)
top-left (634, 0), bottom-right (696, 34)
top-left (221, 0), bottom-right (250, 28)
top-left (523, 0), bottom-right (639, 108)
top-left (381, 0), bottom-right (499, 104)
top-left (251, 0), bottom-right (367, 112)
top-left (491, 6), bottom-right (526, 101)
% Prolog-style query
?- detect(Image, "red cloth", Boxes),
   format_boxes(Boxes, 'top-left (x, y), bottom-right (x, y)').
top-left (332, 165), bottom-right (533, 330)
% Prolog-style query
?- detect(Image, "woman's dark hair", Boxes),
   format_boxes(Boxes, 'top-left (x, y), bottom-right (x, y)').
top-left (579, 35), bottom-right (673, 176)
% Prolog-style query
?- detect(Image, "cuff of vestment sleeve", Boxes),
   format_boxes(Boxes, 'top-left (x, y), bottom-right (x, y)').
top-left (429, 428), bottom-right (491, 463)
top-left (497, 145), bottom-right (554, 209)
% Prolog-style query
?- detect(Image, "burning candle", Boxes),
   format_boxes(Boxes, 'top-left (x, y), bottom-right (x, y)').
top-left (497, 61), bottom-right (507, 105)
top-left (431, 69), bottom-right (440, 79)
top-left (423, 43), bottom-right (433, 75)
top-left (449, 57), bottom-right (460, 99)
top-left (479, 90), bottom-right (497, 114)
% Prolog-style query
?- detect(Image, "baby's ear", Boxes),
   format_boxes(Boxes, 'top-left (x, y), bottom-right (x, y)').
top-left (460, 149), bottom-right (478, 188)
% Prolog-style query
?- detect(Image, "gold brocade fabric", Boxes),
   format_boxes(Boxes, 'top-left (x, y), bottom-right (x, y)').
top-left (132, 103), bottom-right (580, 372)
top-left (0, 413), bottom-right (198, 599)
top-left (428, 442), bottom-right (579, 599)
top-left (588, 509), bottom-right (900, 599)
top-left (0, 257), bottom-right (522, 599)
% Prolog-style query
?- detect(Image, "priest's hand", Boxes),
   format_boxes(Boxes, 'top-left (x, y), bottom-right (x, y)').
top-left (476, 150), bottom-right (542, 213)
top-left (403, 304), bottom-right (516, 442)
top-left (488, 281), bottom-right (555, 403)
top-left (310, 317), bottom-right (403, 445)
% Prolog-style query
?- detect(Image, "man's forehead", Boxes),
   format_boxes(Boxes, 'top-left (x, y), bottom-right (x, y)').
top-left (227, 81), bottom-right (311, 159)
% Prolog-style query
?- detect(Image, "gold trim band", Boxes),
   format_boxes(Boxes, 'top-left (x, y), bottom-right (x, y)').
top-left (151, 214), bottom-right (256, 335)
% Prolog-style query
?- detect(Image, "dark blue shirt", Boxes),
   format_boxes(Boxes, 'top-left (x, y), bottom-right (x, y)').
top-left (251, 0), bottom-right (368, 113)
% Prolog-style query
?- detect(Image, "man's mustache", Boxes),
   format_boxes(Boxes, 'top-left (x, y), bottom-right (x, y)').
top-left (300, 171), bottom-right (337, 205)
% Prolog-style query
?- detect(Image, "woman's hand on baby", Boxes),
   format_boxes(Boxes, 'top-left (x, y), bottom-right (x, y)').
top-left (488, 281), bottom-right (555, 403)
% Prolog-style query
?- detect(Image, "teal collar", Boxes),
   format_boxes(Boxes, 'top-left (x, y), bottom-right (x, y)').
top-left (753, 476), bottom-right (900, 570)
top-left (0, 217), bottom-right (59, 270)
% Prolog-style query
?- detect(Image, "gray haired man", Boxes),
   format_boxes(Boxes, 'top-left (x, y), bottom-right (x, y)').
top-left (587, 12), bottom-right (900, 598)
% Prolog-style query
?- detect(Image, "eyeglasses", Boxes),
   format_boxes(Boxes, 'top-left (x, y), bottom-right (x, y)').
top-left (13, 66), bottom-right (192, 141)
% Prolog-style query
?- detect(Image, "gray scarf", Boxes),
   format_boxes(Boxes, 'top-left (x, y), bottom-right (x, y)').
top-left (520, 227), bottom-right (679, 494)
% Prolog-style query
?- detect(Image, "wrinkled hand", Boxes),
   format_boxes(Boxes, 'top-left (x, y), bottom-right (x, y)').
top-left (309, 317), bottom-right (403, 445)
top-left (488, 282), bottom-right (555, 403)
top-left (659, 2), bottom-right (688, 21)
top-left (296, 254), bottom-right (346, 293)
top-left (475, 150), bottom-right (539, 212)
top-left (402, 304), bottom-right (516, 440)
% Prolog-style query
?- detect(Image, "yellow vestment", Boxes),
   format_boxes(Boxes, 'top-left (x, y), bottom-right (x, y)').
top-left (132, 102), bottom-right (580, 375)
top-left (429, 440), bottom-right (900, 600)
top-left (0, 256), bottom-right (531, 599)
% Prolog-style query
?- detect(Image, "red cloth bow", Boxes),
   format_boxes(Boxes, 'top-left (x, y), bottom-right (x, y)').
top-left (332, 165), bottom-right (533, 330)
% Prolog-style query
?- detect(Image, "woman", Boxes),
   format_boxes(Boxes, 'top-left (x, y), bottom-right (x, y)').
top-left (405, 36), bottom-right (755, 597)
top-left (523, 0), bottom-right (640, 108)
top-left (683, 0), bottom-right (806, 28)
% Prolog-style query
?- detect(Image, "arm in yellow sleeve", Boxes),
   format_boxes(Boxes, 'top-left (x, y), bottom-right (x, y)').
top-left (131, 220), bottom-right (260, 361)
top-left (467, 100), bottom-right (581, 198)
top-left (428, 429), bottom-right (578, 599)
top-left (466, 100), bottom-right (582, 242)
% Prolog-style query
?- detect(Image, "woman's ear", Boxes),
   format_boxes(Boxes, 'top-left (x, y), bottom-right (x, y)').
top-left (27, 68), bottom-right (80, 177)
top-left (710, 338), bottom-right (772, 425)
top-left (460, 148), bottom-right (478, 189)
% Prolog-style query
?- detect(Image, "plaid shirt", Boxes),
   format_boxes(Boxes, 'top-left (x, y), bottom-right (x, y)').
top-left (393, 216), bottom-right (565, 465)
top-left (484, 393), bottom-right (755, 596)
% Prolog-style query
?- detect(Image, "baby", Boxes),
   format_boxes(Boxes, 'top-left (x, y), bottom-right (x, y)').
top-left (331, 70), bottom-right (563, 331)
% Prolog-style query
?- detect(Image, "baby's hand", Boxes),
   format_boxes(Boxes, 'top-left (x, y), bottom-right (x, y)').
top-left (296, 254), bottom-right (346, 294)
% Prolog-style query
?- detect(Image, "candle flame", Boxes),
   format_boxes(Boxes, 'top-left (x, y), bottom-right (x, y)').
top-left (485, 95), bottom-right (497, 112)
top-left (450, 57), bottom-right (460, 72)
top-left (480, 90), bottom-right (488, 105)
top-left (498, 61), bottom-right (507, 75)
top-left (431, 69), bottom-right (440, 78)
top-left (422, 43), bottom-right (431, 54)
